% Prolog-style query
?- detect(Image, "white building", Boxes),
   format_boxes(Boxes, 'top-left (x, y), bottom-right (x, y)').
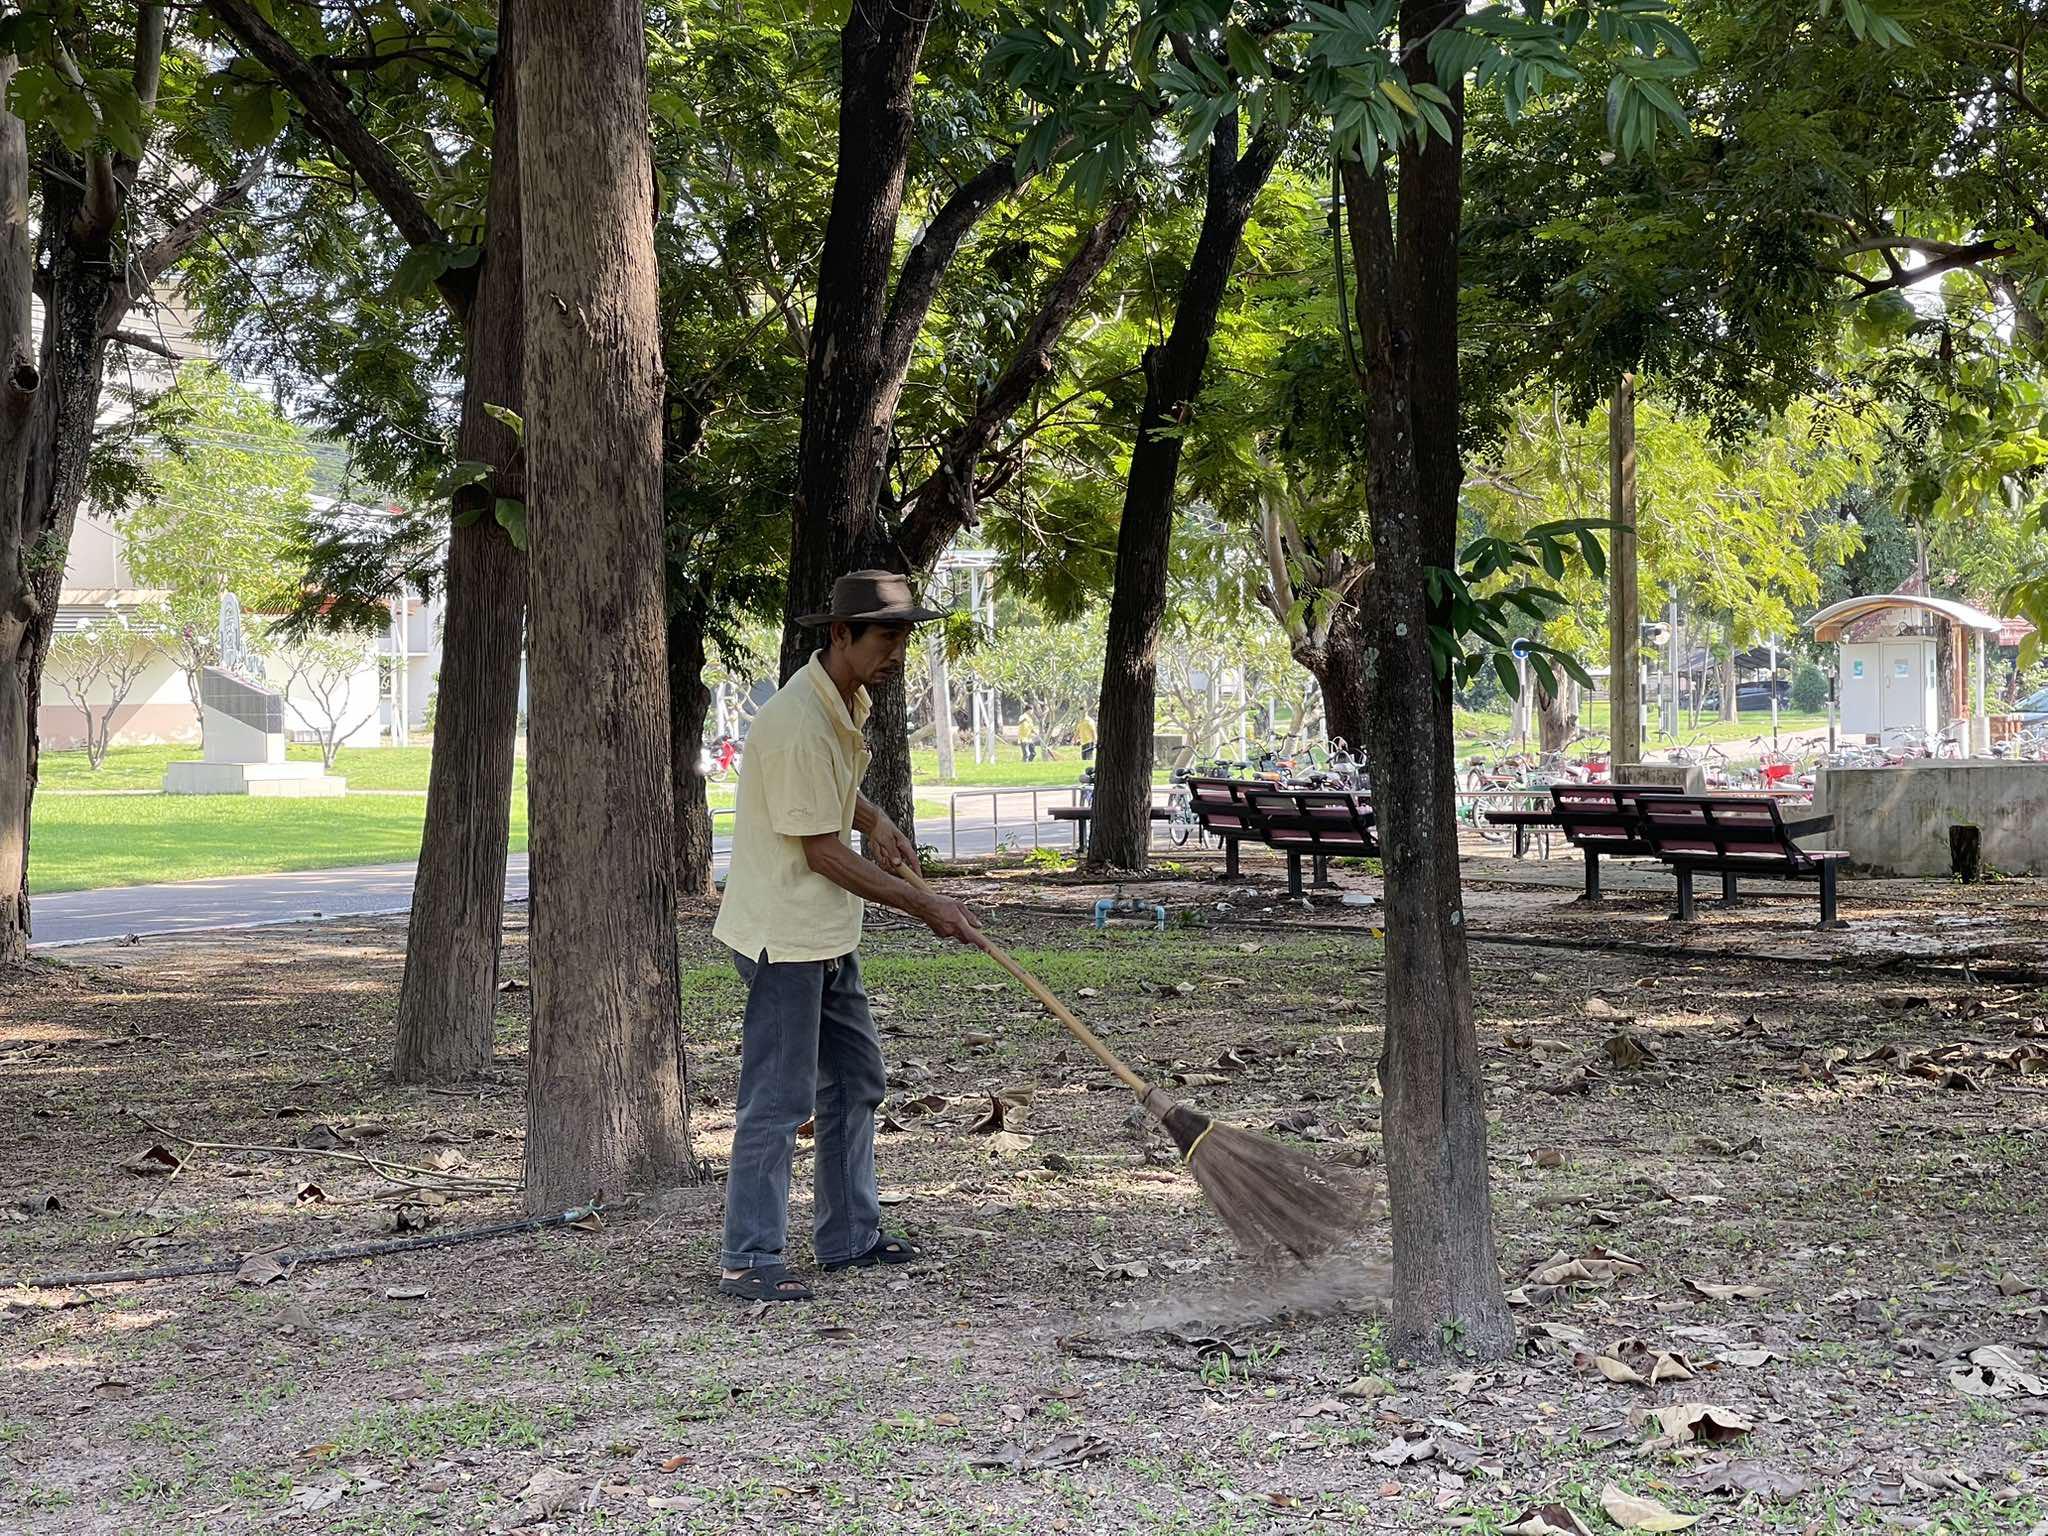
top-left (35, 299), bottom-right (443, 754)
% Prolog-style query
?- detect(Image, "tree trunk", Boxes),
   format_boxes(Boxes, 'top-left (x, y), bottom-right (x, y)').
top-left (4, 158), bottom-right (116, 964)
top-left (1536, 680), bottom-right (1576, 754)
top-left (1298, 595), bottom-right (1373, 757)
top-left (668, 600), bottom-right (714, 897)
top-left (1089, 118), bottom-right (1282, 870)
top-left (1718, 618), bottom-right (1738, 721)
top-left (861, 667), bottom-right (917, 843)
top-left (1342, 1), bottom-right (1514, 1361)
top-left (778, 0), bottom-right (937, 684)
top-left (0, 62), bottom-right (38, 966)
top-left (392, 1), bottom-right (527, 1084)
top-left (520, 0), bottom-right (695, 1211)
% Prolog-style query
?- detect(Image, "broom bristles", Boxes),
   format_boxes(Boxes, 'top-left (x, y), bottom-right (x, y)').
top-left (1144, 1089), bottom-right (1383, 1262)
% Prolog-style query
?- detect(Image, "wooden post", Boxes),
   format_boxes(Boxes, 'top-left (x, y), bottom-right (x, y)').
top-left (1608, 375), bottom-right (1640, 768)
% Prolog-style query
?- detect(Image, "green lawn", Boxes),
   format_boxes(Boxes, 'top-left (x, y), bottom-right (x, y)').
top-left (29, 793), bottom-right (532, 895)
top-left (37, 743), bottom-right (533, 793)
top-left (1455, 704), bottom-right (1833, 760)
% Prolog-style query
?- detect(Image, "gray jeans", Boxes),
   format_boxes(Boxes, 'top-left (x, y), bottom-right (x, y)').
top-left (719, 947), bottom-right (885, 1271)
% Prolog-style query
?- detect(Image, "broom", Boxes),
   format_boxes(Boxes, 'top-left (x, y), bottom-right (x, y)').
top-left (895, 862), bottom-right (1380, 1262)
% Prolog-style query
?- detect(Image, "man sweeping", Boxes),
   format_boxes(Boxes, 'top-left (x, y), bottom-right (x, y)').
top-left (714, 570), bottom-right (982, 1302)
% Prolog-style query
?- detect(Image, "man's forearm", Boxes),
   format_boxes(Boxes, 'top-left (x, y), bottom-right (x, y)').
top-left (852, 794), bottom-right (880, 836)
top-left (805, 834), bottom-right (927, 920)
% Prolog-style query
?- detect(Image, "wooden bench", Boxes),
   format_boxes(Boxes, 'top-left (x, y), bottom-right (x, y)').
top-left (1550, 783), bottom-right (1687, 899)
top-left (1242, 787), bottom-right (1378, 897)
top-left (1636, 795), bottom-right (1848, 927)
top-left (1482, 783), bottom-right (1682, 892)
top-left (1185, 777), bottom-right (1261, 878)
top-left (1046, 803), bottom-right (1168, 855)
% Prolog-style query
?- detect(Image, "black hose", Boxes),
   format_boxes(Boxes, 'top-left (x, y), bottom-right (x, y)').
top-left (14, 1203), bottom-right (605, 1291)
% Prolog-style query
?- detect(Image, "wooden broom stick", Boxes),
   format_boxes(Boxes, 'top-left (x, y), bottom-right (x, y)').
top-left (894, 861), bottom-right (1150, 1097)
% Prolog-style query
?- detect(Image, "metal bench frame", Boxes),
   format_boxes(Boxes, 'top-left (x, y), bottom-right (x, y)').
top-left (1241, 787), bottom-right (1379, 897)
top-left (1636, 794), bottom-right (1848, 928)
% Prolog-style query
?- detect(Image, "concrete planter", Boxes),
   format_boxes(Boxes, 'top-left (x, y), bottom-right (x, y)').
top-left (1812, 762), bottom-right (2048, 877)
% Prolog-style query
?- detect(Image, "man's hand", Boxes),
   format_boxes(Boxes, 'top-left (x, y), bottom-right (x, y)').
top-left (866, 813), bottom-right (919, 876)
top-left (918, 891), bottom-right (982, 946)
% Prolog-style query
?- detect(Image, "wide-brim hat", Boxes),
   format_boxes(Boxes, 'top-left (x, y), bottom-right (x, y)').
top-left (797, 568), bottom-right (950, 627)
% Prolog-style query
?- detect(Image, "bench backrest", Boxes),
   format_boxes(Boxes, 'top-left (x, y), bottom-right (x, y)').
top-left (1186, 777), bottom-right (1259, 836)
top-left (1243, 788), bottom-right (1377, 853)
top-left (1638, 795), bottom-right (1797, 861)
top-left (1550, 782), bottom-right (1684, 848)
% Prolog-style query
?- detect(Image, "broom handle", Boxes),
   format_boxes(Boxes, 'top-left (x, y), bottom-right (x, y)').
top-left (894, 862), bottom-right (1150, 1097)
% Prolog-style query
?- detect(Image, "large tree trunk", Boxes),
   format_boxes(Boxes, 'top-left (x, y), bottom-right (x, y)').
top-left (1089, 118), bottom-right (1281, 870)
top-left (1343, 0), bottom-right (1514, 1362)
top-left (520, 0), bottom-right (695, 1211)
top-left (0, 61), bottom-right (38, 967)
top-left (4, 158), bottom-right (115, 964)
top-left (392, 2), bottom-right (527, 1084)
top-left (778, 0), bottom-right (937, 685)
top-left (668, 600), bottom-right (714, 897)
top-left (1298, 597), bottom-right (1373, 757)
top-left (1536, 679), bottom-right (1576, 754)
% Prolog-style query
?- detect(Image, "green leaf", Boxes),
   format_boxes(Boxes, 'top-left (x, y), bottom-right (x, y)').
top-left (229, 85), bottom-right (288, 151)
top-left (1493, 652), bottom-right (1520, 698)
top-left (482, 403), bottom-right (525, 442)
top-left (46, 87), bottom-right (98, 153)
top-left (493, 497), bottom-right (528, 550)
top-left (390, 243), bottom-right (451, 301)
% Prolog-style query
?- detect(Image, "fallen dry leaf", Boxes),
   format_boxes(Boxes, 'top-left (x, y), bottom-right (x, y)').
top-left (1505, 1502), bottom-right (1595, 1536)
top-left (1949, 1344), bottom-right (2048, 1399)
top-left (516, 1467), bottom-right (583, 1520)
top-left (1602, 1032), bottom-right (1657, 1070)
top-left (1367, 1433), bottom-right (1435, 1467)
top-left (120, 1143), bottom-right (182, 1177)
top-left (1685, 1279), bottom-right (1771, 1303)
top-left (235, 1251), bottom-right (288, 1287)
top-left (1600, 1484), bottom-right (1701, 1531)
top-left (1650, 1404), bottom-right (1753, 1445)
top-left (1695, 1460), bottom-right (1809, 1502)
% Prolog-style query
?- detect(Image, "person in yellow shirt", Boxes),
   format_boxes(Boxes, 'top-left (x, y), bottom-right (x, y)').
top-left (1017, 710), bottom-right (1040, 762)
top-left (714, 571), bottom-right (981, 1303)
top-left (1075, 713), bottom-right (1096, 762)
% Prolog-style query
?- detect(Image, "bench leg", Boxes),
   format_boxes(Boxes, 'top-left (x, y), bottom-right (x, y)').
top-left (1224, 837), bottom-right (1239, 880)
top-left (1818, 861), bottom-right (1842, 929)
top-left (1312, 853), bottom-right (1332, 888)
top-left (1287, 853), bottom-right (1304, 898)
top-left (1580, 848), bottom-right (1602, 902)
top-left (1720, 870), bottom-right (1739, 906)
top-left (1672, 866), bottom-right (1696, 922)
top-left (1514, 825), bottom-right (1528, 859)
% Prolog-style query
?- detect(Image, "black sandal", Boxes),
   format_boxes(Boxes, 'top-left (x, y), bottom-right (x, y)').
top-left (718, 1264), bottom-right (813, 1302)
top-left (823, 1234), bottom-right (922, 1272)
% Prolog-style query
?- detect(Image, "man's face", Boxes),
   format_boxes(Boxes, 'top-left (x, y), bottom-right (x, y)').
top-left (834, 623), bottom-right (912, 688)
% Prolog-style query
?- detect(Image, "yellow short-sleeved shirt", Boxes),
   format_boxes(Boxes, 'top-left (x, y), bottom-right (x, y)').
top-left (712, 652), bottom-right (872, 963)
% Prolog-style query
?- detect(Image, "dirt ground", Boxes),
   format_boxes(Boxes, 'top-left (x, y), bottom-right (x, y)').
top-left (4, 846), bottom-right (2048, 1535)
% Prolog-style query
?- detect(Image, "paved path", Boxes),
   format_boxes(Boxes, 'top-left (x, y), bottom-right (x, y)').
top-left (29, 790), bottom-right (1111, 948)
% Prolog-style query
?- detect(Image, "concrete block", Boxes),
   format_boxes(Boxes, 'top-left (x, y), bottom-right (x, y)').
top-left (1611, 763), bottom-right (1706, 795)
top-left (1813, 761), bottom-right (2048, 876)
top-left (163, 760), bottom-right (347, 797)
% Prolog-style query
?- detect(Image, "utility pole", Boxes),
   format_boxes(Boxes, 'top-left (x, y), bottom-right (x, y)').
top-left (929, 572), bottom-right (956, 782)
top-left (1663, 596), bottom-right (1681, 741)
top-left (1607, 375), bottom-right (1640, 768)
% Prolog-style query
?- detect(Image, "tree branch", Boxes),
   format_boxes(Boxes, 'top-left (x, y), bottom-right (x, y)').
top-left (895, 197), bottom-right (1137, 570)
top-left (203, 0), bottom-right (474, 319)
top-left (103, 328), bottom-right (183, 362)
top-left (101, 158), bottom-right (267, 335)
top-left (877, 154), bottom-right (1029, 390)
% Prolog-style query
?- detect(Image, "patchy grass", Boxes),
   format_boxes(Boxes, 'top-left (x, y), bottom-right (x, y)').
top-left (3, 873), bottom-right (2047, 1534)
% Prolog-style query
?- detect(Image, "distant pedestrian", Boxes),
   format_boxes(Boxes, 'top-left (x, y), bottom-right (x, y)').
top-left (1017, 710), bottom-right (1039, 763)
top-left (1075, 713), bottom-right (1096, 762)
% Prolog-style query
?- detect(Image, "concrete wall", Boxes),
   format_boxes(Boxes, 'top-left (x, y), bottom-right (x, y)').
top-left (39, 656), bottom-right (198, 750)
top-left (1813, 762), bottom-right (2048, 877)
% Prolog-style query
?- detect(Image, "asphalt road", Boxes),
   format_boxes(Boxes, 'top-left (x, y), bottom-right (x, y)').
top-left (29, 789), bottom-right (1103, 948)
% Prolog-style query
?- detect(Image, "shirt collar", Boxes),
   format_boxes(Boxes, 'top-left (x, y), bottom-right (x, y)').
top-left (805, 650), bottom-right (870, 738)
